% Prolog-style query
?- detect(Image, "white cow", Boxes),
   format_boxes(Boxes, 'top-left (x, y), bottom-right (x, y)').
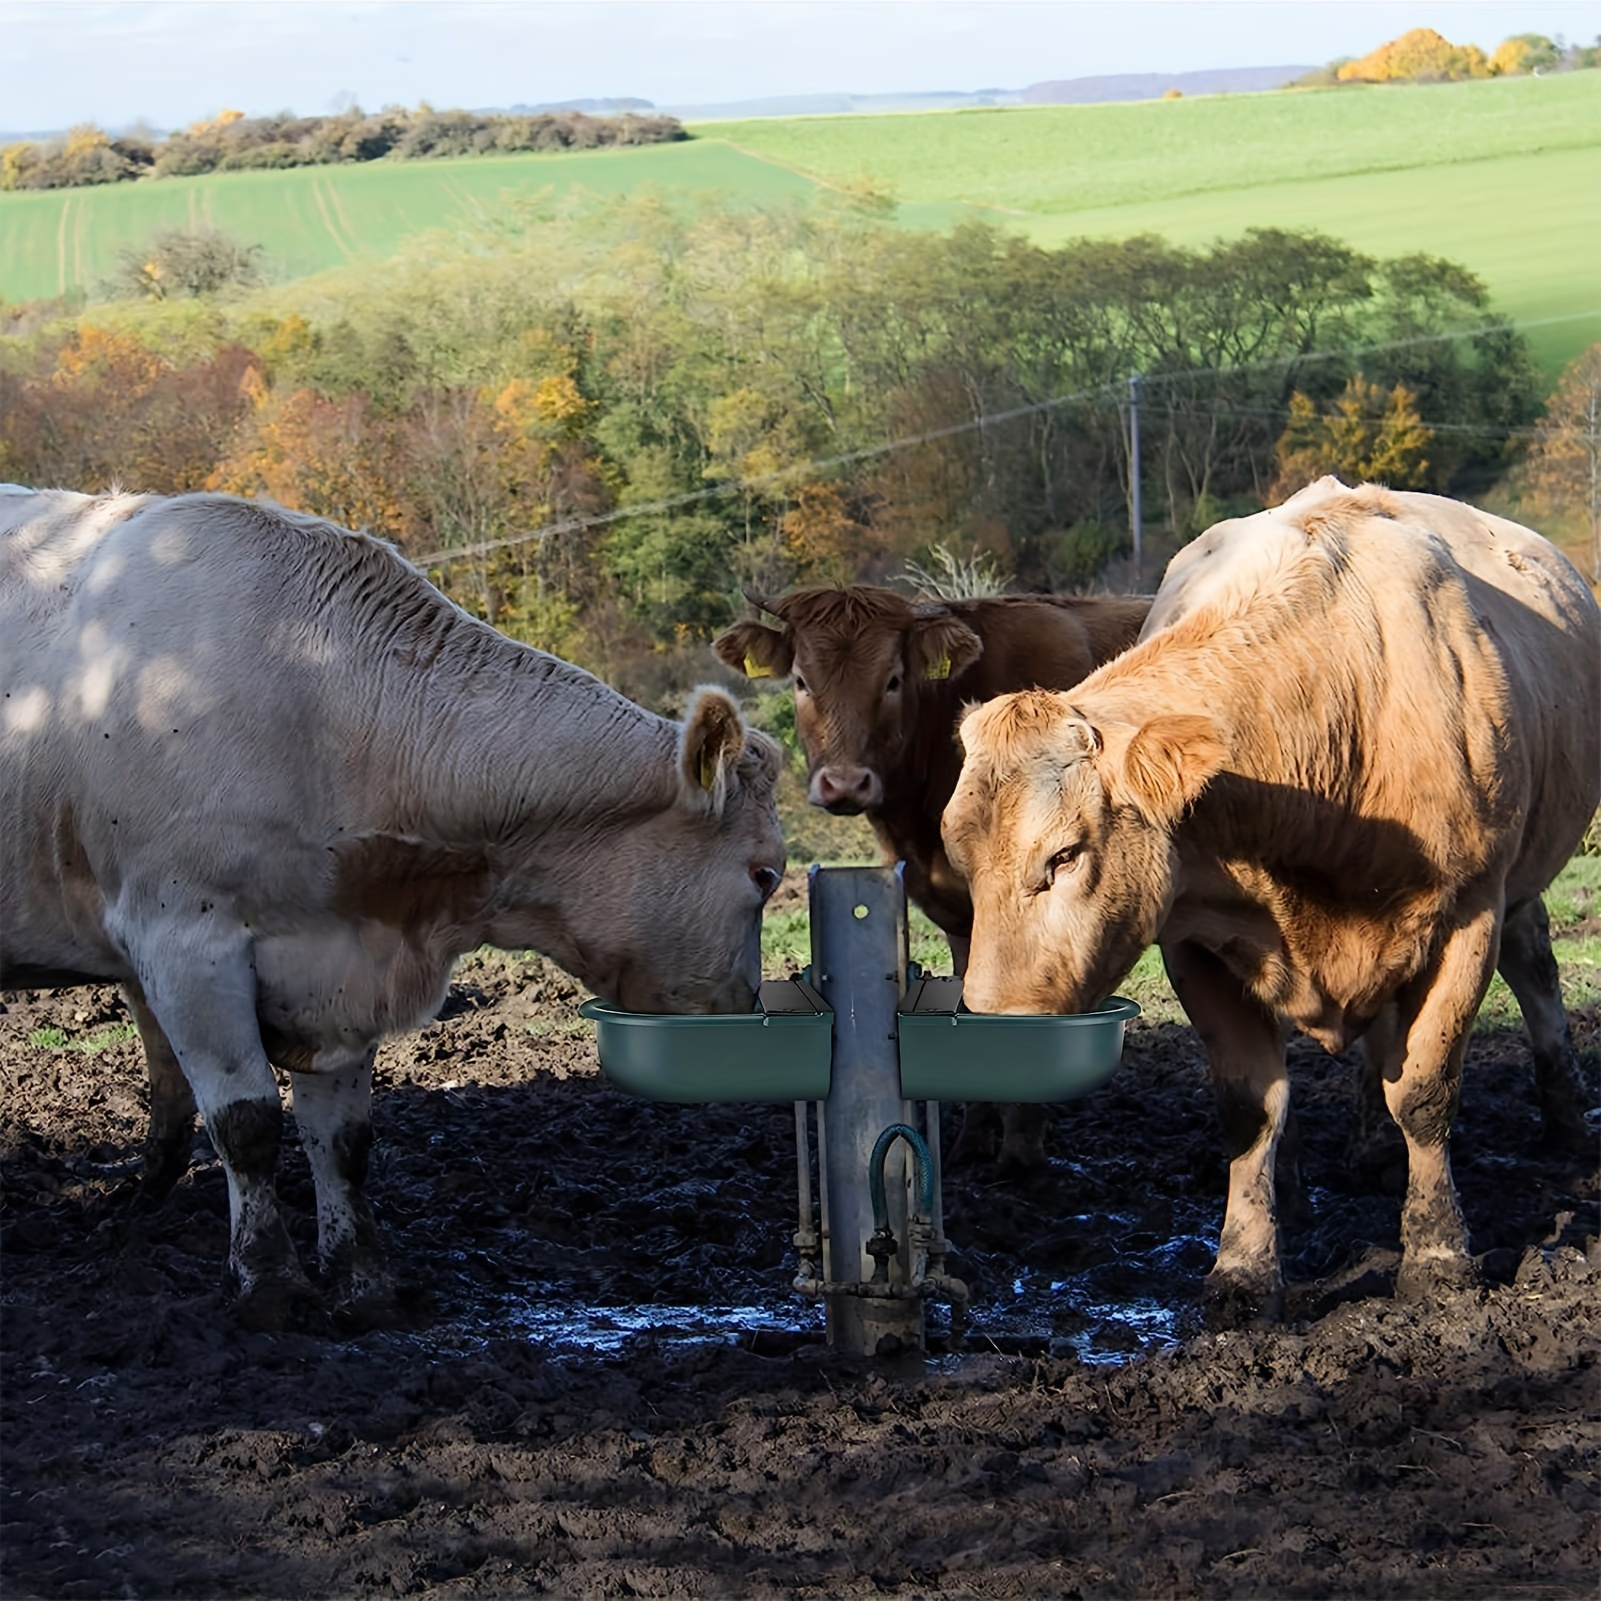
top-left (1, 489), bottom-right (785, 1328)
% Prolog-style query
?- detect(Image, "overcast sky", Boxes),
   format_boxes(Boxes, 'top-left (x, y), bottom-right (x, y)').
top-left (3, 0), bottom-right (1595, 133)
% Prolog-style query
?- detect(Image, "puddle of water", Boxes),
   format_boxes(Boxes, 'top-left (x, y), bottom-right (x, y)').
top-left (958, 1229), bottom-right (1218, 1363)
top-left (401, 1235), bottom-right (1216, 1366)
top-left (501, 1299), bottom-right (825, 1354)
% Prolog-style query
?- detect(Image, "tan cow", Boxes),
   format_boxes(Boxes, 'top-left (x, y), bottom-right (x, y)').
top-left (715, 585), bottom-right (1150, 1169)
top-left (1, 488), bottom-right (784, 1328)
top-left (943, 480), bottom-right (1600, 1320)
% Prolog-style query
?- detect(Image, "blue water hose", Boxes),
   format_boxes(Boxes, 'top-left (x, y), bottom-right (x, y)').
top-left (868, 1122), bottom-right (935, 1230)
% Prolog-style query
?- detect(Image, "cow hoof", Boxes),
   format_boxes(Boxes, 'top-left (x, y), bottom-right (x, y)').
top-left (1395, 1250), bottom-right (1478, 1305)
top-left (993, 1148), bottom-right (1049, 1183)
top-left (1540, 1107), bottom-right (1597, 1162)
top-left (331, 1285), bottom-right (401, 1335)
top-left (231, 1271), bottom-right (324, 1334)
top-left (1201, 1273), bottom-right (1284, 1330)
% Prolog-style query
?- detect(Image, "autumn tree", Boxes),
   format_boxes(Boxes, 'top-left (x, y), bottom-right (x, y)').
top-left (1490, 34), bottom-right (1563, 74)
top-left (208, 383), bottom-right (403, 534)
top-left (779, 482), bottom-right (871, 587)
top-left (0, 326), bottom-right (258, 492)
top-left (1521, 344), bottom-right (1601, 580)
top-left (1338, 28), bottom-right (1492, 82)
top-left (1271, 375), bottom-right (1432, 495)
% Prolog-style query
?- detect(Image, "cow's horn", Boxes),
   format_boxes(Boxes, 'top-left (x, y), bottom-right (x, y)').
top-left (743, 586), bottom-right (787, 620)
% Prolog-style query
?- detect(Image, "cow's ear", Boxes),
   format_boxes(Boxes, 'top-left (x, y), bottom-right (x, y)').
top-left (1111, 715), bottom-right (1225, 828)
top-left (679, 686), bottom-right (748, 813)
top-left (909, 613), bottom-right (983, 682)
top-left (713, 620), bottom-right (793, 680)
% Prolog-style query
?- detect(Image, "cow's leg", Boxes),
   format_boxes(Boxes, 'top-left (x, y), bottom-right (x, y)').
top-left (1356, 1015), bottom-right (1398, 1150)
top-left (947, 1103), bottom-right (1001, 1165)
top-left (1498, 895), bottom-right (1588, 1147)
top-left (1378, 908), bottom-right (1497, 1300)
top-left (122, 984), bottom-right (197, 1201)
top-left (1164, 940), bottom-right (1289, 1325)
top-left (124, 927), bottom-right (313, 1327)
top-left (996, 1105), bottom-right (1047, 1174)
top-left (290, 1050), bottom-right (394, 1326)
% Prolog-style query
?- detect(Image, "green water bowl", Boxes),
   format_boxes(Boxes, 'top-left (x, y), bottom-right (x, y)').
top-left (580, 978), bottom-right (833, 1103)
top-left (897, 976), bottom-right (1139, 1102)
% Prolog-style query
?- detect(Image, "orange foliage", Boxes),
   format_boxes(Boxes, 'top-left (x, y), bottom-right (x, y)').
top-left (0, 328), bottom-right (260, 494)
top-left (188, 109), bottom-right (246, 136)
top-left (1337, 28), bottom-right (1491, 83)
top-left (208, 387), bottom-right (402, 533)
top-left (1272, 375), bottom-right (1433, 496)
top-left (51, 325), bottom-right (164, 399)
top-left (780, 482), bottom-right (869, 584)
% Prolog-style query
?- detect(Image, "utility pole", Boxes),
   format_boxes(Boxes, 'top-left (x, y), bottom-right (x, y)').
top-left (1127, 373), bottom-right (1143, 588)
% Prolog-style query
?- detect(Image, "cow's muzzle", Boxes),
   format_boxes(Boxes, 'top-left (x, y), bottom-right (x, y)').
top-left (810, 765), bottom-right (882, 814)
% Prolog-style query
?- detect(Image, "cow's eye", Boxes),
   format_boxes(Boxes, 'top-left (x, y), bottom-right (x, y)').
top-left (1040, 846), bottom-right (1082, 891)
top-left (752, 865), bottom-right (783, 903)
top-left (885, 673), bottom-right (902, 695)
top-left (793, 675), bottom-right (809, 695)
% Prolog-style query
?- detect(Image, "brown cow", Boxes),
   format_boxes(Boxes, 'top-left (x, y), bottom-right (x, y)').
top-left (943, 481), bottom-right (1600, 1321)
top-left (715, 585), bottom-right (1150, 1168)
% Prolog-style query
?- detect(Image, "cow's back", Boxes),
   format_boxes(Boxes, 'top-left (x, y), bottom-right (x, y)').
top-left (1145, 481), bottom-right (1600, 897)
top-left (1, 491), bottom-right (420, 983)
top-left (3, 491), bottom-right (355, 806)
top-left (953, 594), bottom-right (1149, 701)
top-left (1349, 489), bottom-right (1598, 895)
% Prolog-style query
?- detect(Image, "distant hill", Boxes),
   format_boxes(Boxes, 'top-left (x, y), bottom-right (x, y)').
top-left (1023, 65), bottom-right (1315, 103)
top-left (6, 67), bottom-right (1317, 146)
top-left (635, 65), bottom-right (1315, 121)
top-left (654, 89), bottom-right (1025, 120)
top-left (498, 98), bottom-right (656, 116)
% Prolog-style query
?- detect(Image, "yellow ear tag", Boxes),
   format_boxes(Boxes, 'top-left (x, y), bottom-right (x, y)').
top-left (699, 751), bottom-right (718, 791)
top-left (926, 655), bottom-right (952, 681)
top-left (743, 653), bottom-right (773, 679)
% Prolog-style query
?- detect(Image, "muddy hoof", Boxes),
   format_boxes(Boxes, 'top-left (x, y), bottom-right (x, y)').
top-left (331, 1286), bottom-right (402, 1335)
top-left (1201, 1272), bottom-right (1284, 1329)
top-left (1541, 1112), bottom-right (1598, 1163)
top-left (1395, 1250), bottom-right (1479, 1305)
top-left (230, 1271), bottom-right (324, 1334)
top-left (993, 1147), bottom-right (1049, 1183)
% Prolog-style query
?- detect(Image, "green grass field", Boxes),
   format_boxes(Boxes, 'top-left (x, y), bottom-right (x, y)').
top-left (708, 73), bottom-right (1598, 214)
top-left (4, 72), bottom-right (1596, 378)
top-left (0, 139), bottom-right (818, 303)
top-left (714, 73), bottom-right (1601, 381)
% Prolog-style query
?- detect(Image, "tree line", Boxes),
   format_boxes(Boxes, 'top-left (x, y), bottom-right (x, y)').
top-left (1293, 28), bottom-right (1596, 86)
top-left (1, 195), bottom-right (1590, 703)
top-left (0, 104), bottom-right (684, 192)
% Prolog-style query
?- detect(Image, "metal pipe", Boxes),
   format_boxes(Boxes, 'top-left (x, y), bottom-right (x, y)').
top-left (792, 1101), bottom-right (819, 1291)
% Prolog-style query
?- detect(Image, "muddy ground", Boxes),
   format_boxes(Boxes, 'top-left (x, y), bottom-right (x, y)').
top-left (2, 907), bottom-right (1597, 1599)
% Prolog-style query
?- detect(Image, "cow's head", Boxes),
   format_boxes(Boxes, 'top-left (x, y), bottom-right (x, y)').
top-left (594, 686), bottom-right (786, 1014)
top-left (942, 690), bottom-right (1224, 1014)
top-left (494, 687), bottom-right (785, 1016)
top-left (714, 587), bottom-right (982, 815)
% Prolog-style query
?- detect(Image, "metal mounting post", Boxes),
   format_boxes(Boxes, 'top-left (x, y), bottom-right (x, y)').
top-left (806, 864), bottom-right (924, 1357)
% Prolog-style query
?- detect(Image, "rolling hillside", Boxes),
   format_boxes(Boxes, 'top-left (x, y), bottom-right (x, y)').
top-left (3, 72), bottom-right (1597, 378)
